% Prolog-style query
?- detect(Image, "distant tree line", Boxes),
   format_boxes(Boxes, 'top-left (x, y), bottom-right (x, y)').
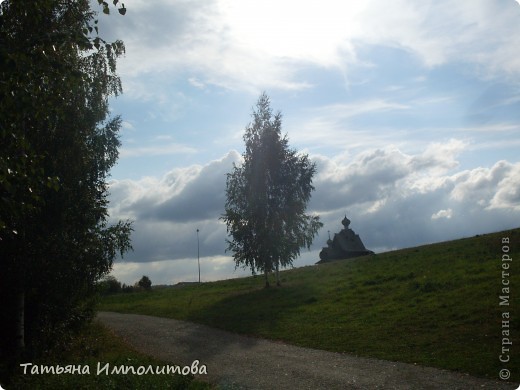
top-left (97, 275), bottom-right (153, 295)
top-left (0, 0), bottom-right (131, 380)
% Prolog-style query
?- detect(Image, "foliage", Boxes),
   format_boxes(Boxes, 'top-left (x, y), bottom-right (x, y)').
top-left (222, 93), bottom-right (322, 286)
top-left (138, 275), bottom-right (152, 291)
top-left (98, 276), bottom-right (122, 295)
top-left (0, 0), bottom-right (132, 366)
top-left (121, 283), bottom-right (138, 293)
top-left (99, 228), bottom-right (520, 381)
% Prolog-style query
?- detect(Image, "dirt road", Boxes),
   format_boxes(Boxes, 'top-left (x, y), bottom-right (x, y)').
top-left (97, 311), bottom-right (516, 389)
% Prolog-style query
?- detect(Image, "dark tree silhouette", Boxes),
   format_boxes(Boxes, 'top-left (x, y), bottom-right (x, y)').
top-left (138, 275), bottom-right (152, 291)
top-left (0, 0), bottom-right (131, 371)
top-left (222, 93), bottom-right (322, 287)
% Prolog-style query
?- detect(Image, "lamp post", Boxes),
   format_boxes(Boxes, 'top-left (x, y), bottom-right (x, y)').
top-left (196, 229), bottom-right (200, 283)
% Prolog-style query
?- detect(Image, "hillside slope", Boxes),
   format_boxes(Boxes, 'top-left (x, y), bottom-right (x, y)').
top-left (100, 228), bottom-right (519, 380)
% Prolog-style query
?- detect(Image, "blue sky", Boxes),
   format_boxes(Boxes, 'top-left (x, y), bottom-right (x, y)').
top-left (98, 0), bottom-right (520, 285)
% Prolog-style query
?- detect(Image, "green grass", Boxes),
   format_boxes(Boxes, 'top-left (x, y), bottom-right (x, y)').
top-left (4, 322), bottom-right (212, 389)
top-left (99, 228), bottom-right (520, 381)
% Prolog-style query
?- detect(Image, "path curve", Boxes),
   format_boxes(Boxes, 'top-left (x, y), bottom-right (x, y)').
top-left (97, 312), bottom-right (514, 389)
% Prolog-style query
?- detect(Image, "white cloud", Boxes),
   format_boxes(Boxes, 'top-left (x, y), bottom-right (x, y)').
top-left (188, 77), bottom-right (206, 89)
top-left (112, 256), bottom-right (251, 285)
top-left (98, 0), bottom-right (520, 94)
top-left (217, 0), bottom-right (364, 66)
top-left (488, 163), bottom-right (520, 211)
top-left (361, 1), bottom-right (520, 76)
top-left (121, 121), bottom-right (135, 131)
top-left (409, 139), bottom-right (466, 174)
top-left (449, 161), bottom-right (512, 205)
top-left (310, 145), bottom-right (520, 253)
top-left (431, 208), bottom-right (453, 220)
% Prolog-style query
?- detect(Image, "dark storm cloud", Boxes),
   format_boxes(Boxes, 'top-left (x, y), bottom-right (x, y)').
top-left (141, 151), bottom-right (238, 223)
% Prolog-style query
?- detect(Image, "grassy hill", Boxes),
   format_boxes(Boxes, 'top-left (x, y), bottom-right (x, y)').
top-left (99, 228), bottom-right (519, 381)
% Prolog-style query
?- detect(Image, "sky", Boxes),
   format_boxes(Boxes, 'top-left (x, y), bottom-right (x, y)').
top-left (96, 0), bottom-right (520, 286)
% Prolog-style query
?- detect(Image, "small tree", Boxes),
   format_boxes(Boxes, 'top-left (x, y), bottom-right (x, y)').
top-left (138, 275), bottom-right (152, 291)
top-left (222, 93), bottom-right (322, 287)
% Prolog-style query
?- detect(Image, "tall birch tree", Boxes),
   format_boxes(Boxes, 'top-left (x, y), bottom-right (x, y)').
top-left (222, 93), bottom-right (322, 287)
top-left (0, 0), bottom-right (131, 366)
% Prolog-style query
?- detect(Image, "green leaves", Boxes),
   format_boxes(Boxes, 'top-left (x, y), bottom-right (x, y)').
top-left (223, 93), bottom-right (322, 280)
top-left (98, 0), bottom-right (110, 14)
top-left (97, 0), bottom-right (126, 16)
top-left (0, 0), bottom-right (131, 358)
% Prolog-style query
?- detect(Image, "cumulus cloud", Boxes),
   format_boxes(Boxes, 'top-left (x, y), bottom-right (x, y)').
top-left (312, 152), bottom-right (520, 252)
top-left (489, 165), bottom-right (520, 211)
top-left (108, 151), bottom-right (241, 262)
top-left (449, 161), bottom-right (512, 205)
top-left (142, 152), bottom-right (238, 222)
top-left (108, 142), bottom-right (520, 281)
top-left (431, 209), bottom-right (452, 220)
top-left (409, 139), bottom-right (466, 173)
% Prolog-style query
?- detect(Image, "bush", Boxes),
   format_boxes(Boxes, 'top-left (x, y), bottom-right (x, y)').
top-left (97, 276), bottom-right (122, 295)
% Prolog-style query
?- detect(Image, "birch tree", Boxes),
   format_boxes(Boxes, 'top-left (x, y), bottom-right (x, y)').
top-left (222, 93), bottom-right (322, 287)
top-left (0, 0), bottom-right (131, 364)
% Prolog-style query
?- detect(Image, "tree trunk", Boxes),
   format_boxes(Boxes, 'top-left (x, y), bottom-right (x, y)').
top-left (275, 262), bottom-right (281, 286)
top-left (15, 290), bottom-right (25, 356)
top-left (264, 268), bottom-right (270, 288)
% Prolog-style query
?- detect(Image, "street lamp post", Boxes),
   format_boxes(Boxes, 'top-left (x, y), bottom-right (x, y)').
top-left (196, 229), bottom-right (200, 283)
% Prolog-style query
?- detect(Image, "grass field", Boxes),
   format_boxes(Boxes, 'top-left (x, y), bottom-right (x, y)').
top-left (4, 322), bottom-right (211, 389)
top-left (99, 228), bottom-right (520, 382)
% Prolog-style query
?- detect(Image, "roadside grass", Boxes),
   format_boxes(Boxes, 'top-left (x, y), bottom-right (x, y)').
top-left (5, 321), bottom-right (212, 389)
top-left (99, 228), bottom-right (520, 381)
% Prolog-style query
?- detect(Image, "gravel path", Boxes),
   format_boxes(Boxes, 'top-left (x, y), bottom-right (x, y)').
top-left (97, 311), bottom-right (515, 389)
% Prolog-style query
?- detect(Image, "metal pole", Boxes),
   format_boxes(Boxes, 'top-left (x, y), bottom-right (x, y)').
top-left (197, 229), bottom-right (200, 283)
